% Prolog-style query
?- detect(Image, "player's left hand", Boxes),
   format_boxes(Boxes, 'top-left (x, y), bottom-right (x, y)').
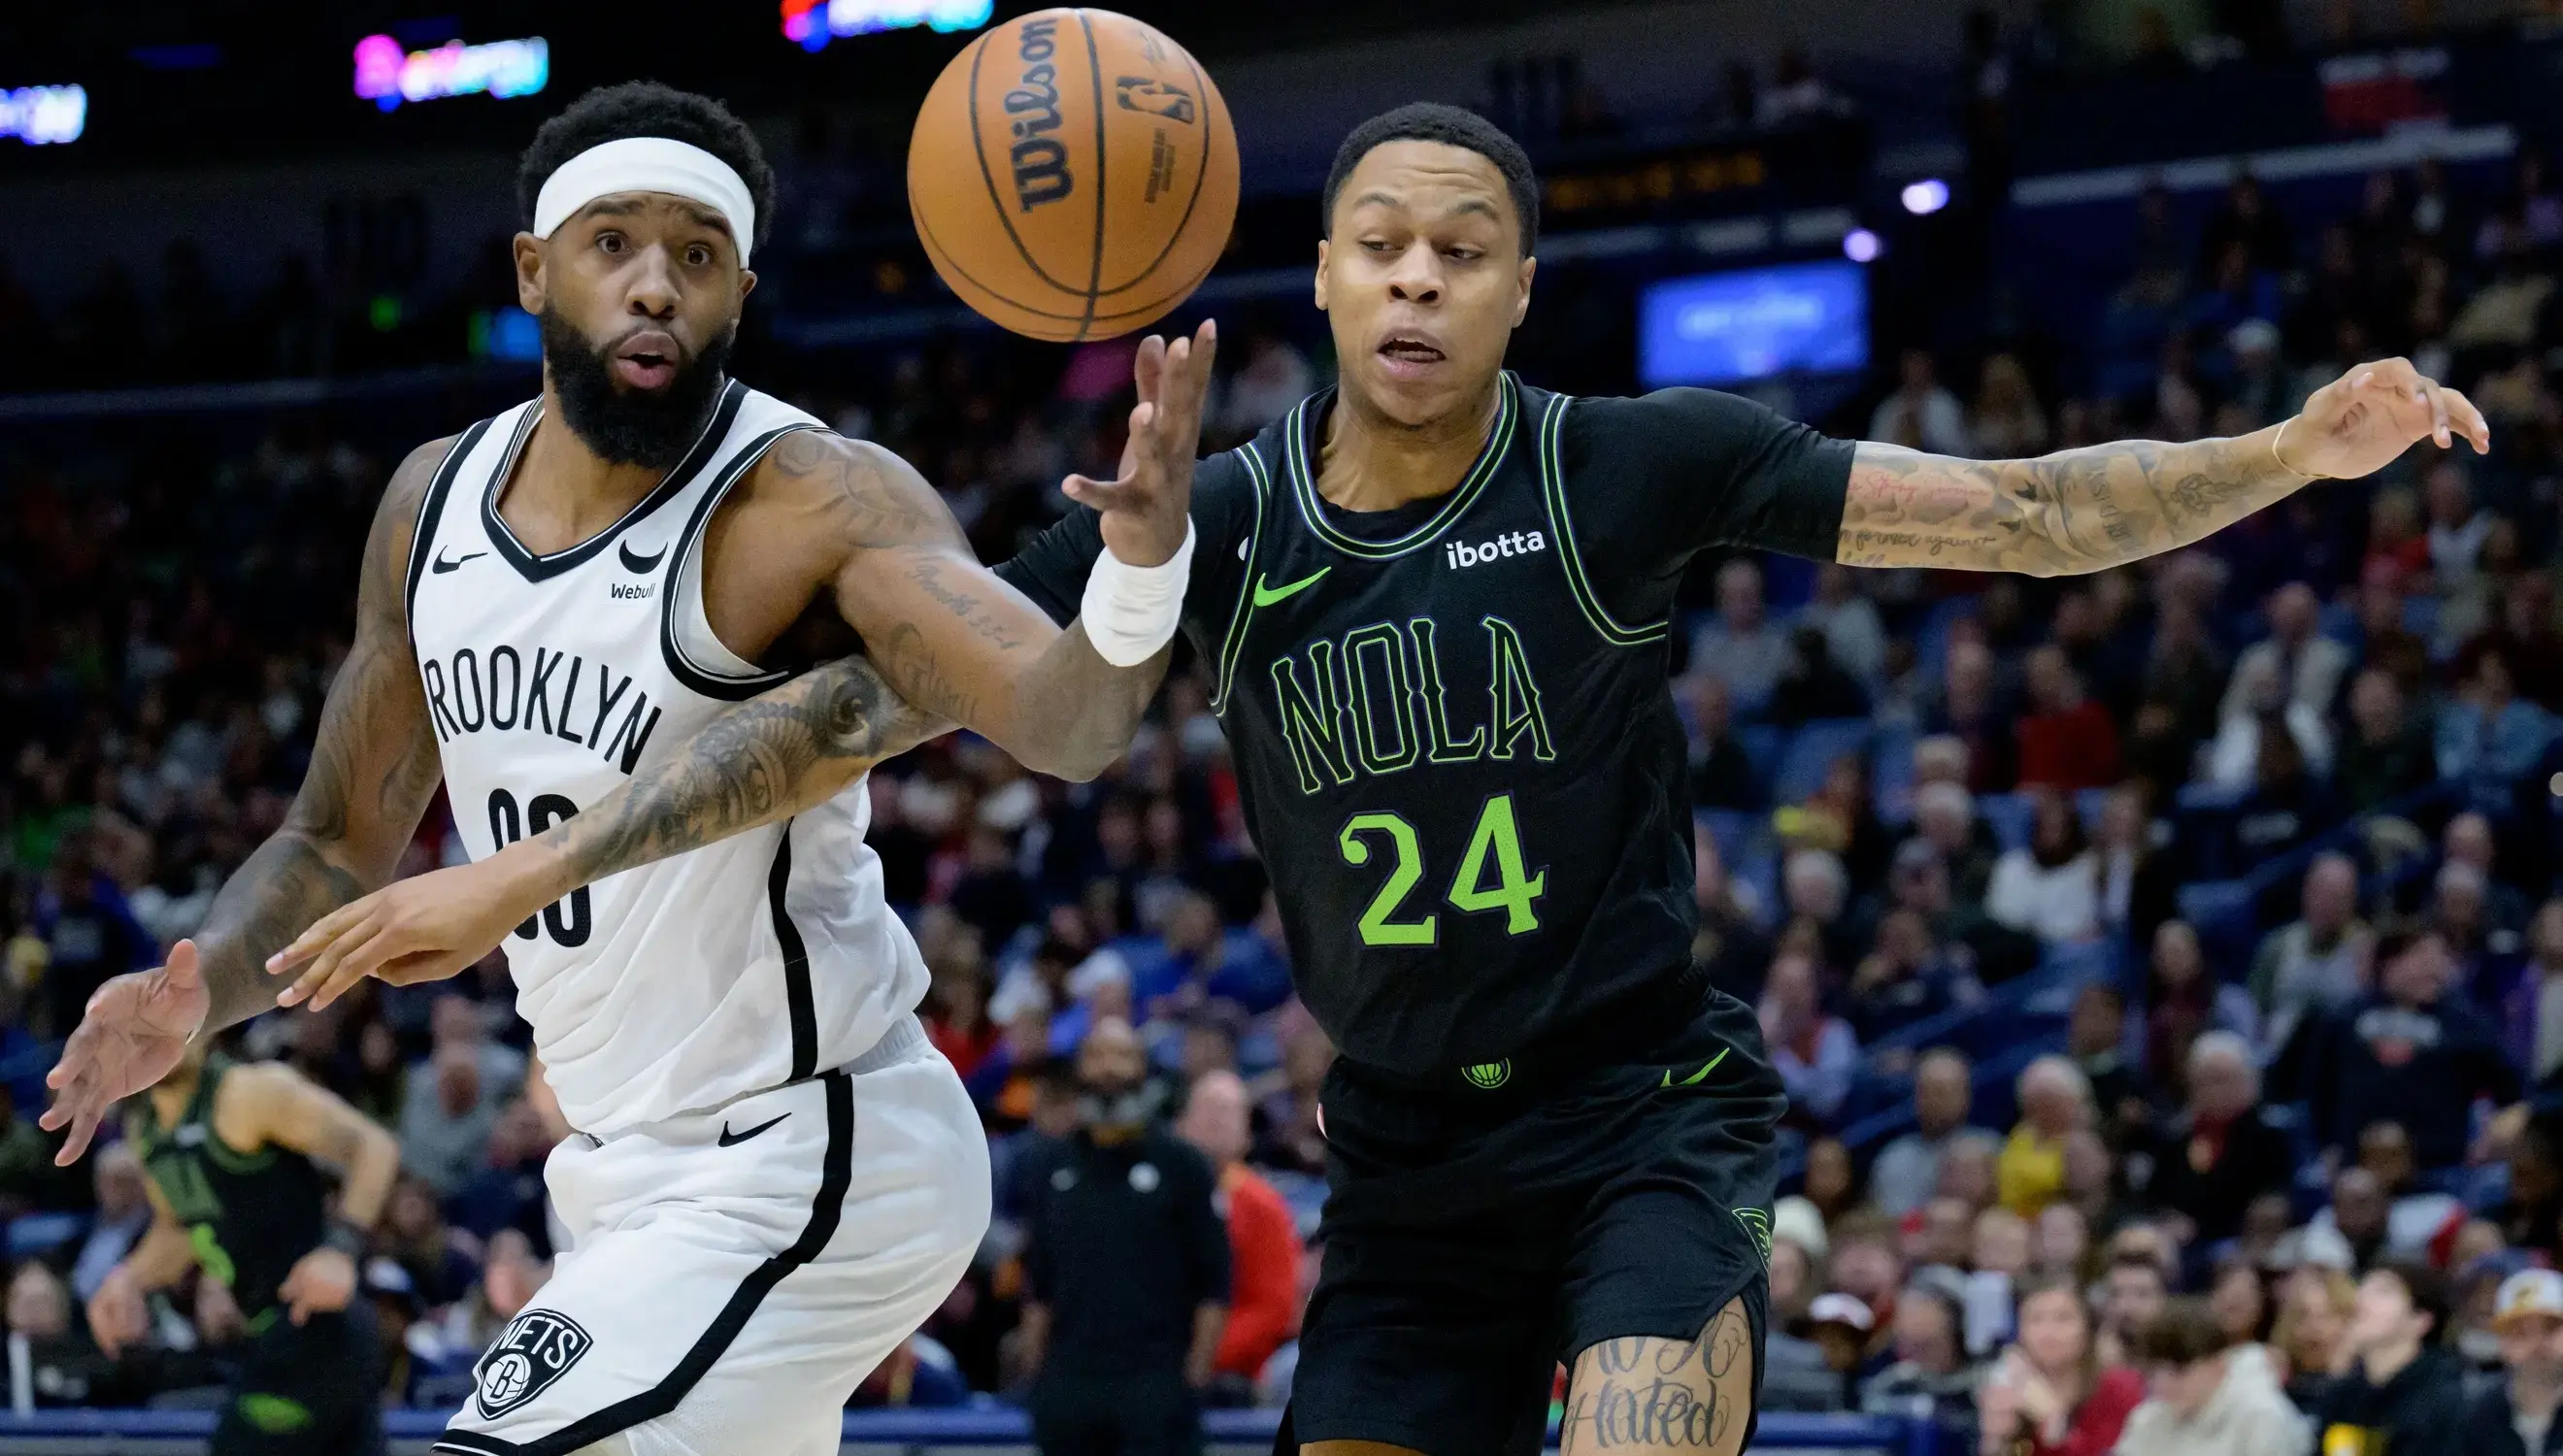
top-left (267, 857), bottom-right (531, 1011)
top-left (278, 1247), bottom-right (355, 1325)
top-left (2280, 355), bottom-right (2490, 480)
top-left (1064, 317), bottom-right (1218, 568)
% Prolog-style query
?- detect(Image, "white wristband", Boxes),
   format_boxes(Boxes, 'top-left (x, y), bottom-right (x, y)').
top-left (1081, 520), bottom-right (1195, 667)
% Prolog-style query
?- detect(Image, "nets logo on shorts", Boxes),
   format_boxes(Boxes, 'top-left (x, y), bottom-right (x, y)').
top-left (473, 1309), bottom-right (592, 1420)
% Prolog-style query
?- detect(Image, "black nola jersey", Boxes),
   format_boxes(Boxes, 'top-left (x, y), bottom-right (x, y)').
top-left (126, 1056), bottom-right (329, 1324)
top-left (1001, 374), bottom-right (1851, 1079)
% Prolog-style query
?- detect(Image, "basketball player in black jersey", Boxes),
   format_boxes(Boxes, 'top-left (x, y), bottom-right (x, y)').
top-left (257, 104), bottom-right (2481, 1456)
top-left (91, 1043), bottom-right (401, 1455)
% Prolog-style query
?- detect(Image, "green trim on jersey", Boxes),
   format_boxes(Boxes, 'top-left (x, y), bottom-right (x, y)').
top-left (1212, 443), bottom-right (1275, 715)
top-left (1283, 374), bottom-right (1520, 559)
top-left (1536, 393), bottom-right (1672, 648)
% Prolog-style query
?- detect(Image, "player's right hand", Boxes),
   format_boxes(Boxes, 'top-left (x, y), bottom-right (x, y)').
top-left (85, 1264), bottom-right (149, 1357)
top-left (42, 939), bottom-right (211, 1166)
top-left (1063, 317), bottom-right (1218, 568)
top-left (267, 856), bottom-right (528, 1012)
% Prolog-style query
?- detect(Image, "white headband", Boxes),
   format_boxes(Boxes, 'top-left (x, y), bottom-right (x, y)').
top-left (532, 137), bottom-right (756, 266)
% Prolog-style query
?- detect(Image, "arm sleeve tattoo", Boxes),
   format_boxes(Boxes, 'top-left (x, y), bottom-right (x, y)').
top-left (1838, 427), bottom-right (2310, 576)
top-left (520, 653), bottom-right (944, 892)
top-left (191, 440), bottom-right (451, 1033)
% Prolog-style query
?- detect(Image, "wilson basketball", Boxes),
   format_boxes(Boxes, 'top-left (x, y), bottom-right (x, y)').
top-left (907, 9), bottom-right (1239, 342)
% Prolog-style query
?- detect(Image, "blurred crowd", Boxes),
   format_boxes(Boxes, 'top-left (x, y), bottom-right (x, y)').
top-left (8, 54), bottom-right (2563, 1456)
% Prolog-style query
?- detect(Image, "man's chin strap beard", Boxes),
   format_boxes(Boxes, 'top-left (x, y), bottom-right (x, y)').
top-left (538, 307), bottom-right (736, 473)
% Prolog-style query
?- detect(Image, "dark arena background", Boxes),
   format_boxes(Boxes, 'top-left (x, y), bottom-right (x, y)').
top-left (5, 0), bottom-right (2563, 1451)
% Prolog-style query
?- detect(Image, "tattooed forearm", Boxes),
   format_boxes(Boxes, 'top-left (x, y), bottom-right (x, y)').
top-left (516, 654), bottom-right (946, 900)
top-left (1839, 424), bottom-right (2310, 575)
top-left (195, 439), bottom-right (453, 1032)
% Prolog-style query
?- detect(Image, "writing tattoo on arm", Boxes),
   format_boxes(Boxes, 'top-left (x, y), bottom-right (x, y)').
top-left (517, 652), bottom-right (946, 897)
top-left (764, 430), bottom-right (1169, 780)
top-left (191, 440), bottom-right (451, 1032)
top-left (1838, 426), bottom-right (2309, 576)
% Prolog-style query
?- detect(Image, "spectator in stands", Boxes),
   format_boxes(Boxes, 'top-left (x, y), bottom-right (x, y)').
top-left (2015, 647), bottom-right (2121, 792)
top-left (2307, 926), bottom-right (2518, 1172)
top-left (2278, 1266), bottom-right (2358, 1412)
top-left (382, 1174), bottom-right (478, 1310)
top-left (1969, 353), bottom-right (2050, 458)
top-left (1681, 674), bottom-right (1764, 811)
top-left (2137, 1032), bottom-right (2293, 1244)
top-left (1765, 1232), bottom-right (1847, 1412)
top-left (2313, 1262), bottom-right (2469, 1456)
top-left (1930, 639), bottom-right (2018, 794)
top-left (1999, 1056), bottom-right (2091, 1218)
top-left (1987, 791), bottom-right (2102, 946)
top-left (2439, 811), bottom-right (2530, 943)
top-left (1175, 1071), bottom-right (1297, 1392)
top-left (1762, 950), bottom-right (1859, 1125)
top-left (2205, 651), bottom-right (2334, 790)
top-left (1690, 559), bottom-right (1791, 715)
top-left (2438, 647), bottom-right (2558, 814)
top-left (1805, 1136), bottom-right (1866, 1228)
top-left (2102, 1252), bottom-right (2174, 1364)
top-left (2143, 920), bottom-right (2256, 1089)
top-left (410, 995), bottom-right (526, 1113)
top-left (1908, 785), bottom-right (2002, 911)
top-left (1847, 909), bottom-right (1982, 1045)
top-left (2114, 1297), bottom-right (2309, 1456)
top-left (1803, 564), bottom-right (1888, 687)
top-left (1772, 624), bottom-right (1873, 727)
top-left (1975, 1274), bottom-right (2146, 1456)
top-left (1250, 1012), bottom-right (1329, 1178)
top-left (1782, 848), bottom-right (1862, 970)
top-left (2352, 579), bottom-right (2434, 700)
top-left (2207, 1263), bottom-right (2274, 1357)
top-left (398, 1044), bottom-right (500, 1197)
top-left (29, 832), bottom-right (155, 1041)
top-left (1870, 348), bottom-right (1974, 456)
top-left (2463, 1269), bottom-right (2563, 1456)
top-left (2227, 583), bottom-right (2349, 725)
top-left (67, 1145), bottom-right (150, 1304)
top-left (2460, 576), bottom-right (2563, 712)
top-left (1693, 824), bottom-right (1774, 1003)
top-left (2506, 900), bottom-right (2563, 1087)
top-left (1865, 1281), bottom-right (1980, 1428)
top-left (2144, 598), bottom-right (2230, 756)
top-left (2092, 785), bottom-right (2178, 948)
top-left (446, 1097), bottom-right (554, 1254)
top-left (2250, 852), bottom-right (2371, 1061)
top-left (2066, 985), bottom-right (2146, 1146)
top-left (925, 965), bottom-right (1001, 1082)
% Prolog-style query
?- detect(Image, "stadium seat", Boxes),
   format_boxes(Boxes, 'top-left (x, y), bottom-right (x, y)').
top-left (1774, 718), bottom-right (1871, 804)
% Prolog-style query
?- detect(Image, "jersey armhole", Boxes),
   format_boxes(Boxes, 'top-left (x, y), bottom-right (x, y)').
top-left (1537, 394), bottom-right (1671, 649)
top-left (656, 422), bottom-right (826, 702)
top-left (401, 417), bottom-right (496, 636)
top-left (1208, 444), bottom-right (1272, 715)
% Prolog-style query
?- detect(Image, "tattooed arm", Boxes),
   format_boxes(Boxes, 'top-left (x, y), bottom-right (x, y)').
top-left (266, 651), bottom-right (948, 1009)
top-left (1838, 357), bottom-right (2490, 575)
top-left (42, 438), bottom-right (452, 1162)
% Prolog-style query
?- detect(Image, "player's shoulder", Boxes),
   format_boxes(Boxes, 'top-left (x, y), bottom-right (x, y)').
top-left (380, 431), bottom-right (466, 520)
top-left (1557, 384), bottom-right (1775, 444)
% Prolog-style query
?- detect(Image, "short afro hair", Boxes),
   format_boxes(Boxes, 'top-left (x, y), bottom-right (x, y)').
top-left (1321, 102), bottom-right (1538, 255)
top-left (516, 82), bottom-right (775, 255)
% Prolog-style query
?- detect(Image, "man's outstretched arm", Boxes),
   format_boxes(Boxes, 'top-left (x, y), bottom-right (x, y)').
top-left (267, 652), bottom-right (946, 1009)
top-left (42, 438), bottom-right (450, 1162)
top-left (1836, 357), bottom-right (2489, 576)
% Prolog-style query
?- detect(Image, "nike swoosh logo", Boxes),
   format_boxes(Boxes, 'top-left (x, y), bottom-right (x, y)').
top-left (1658, 1047), bottom-right (1730, 1090)
top-left (716, 1113), bottom-right (787, 1147)
top-left (431, 548), bottom-right (485, 575)
top-left (1251, 568), bottom-right (1330, 608)
top-left (618, 540), bottom-right (667, 574)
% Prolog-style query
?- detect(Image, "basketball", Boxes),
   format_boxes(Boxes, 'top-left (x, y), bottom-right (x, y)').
top-left (906, 8), bottom-right (1239, 343)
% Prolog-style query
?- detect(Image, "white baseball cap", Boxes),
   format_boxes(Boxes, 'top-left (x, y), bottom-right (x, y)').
top-left (2496, 1269), bottom-right (2563, 1329)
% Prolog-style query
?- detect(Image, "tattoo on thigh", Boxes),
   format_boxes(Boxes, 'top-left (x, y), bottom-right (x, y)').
top-left (1561, 1303), bottom-right (1754, 1455)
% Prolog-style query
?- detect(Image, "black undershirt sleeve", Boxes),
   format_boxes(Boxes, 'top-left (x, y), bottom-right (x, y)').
top-left (1558, 387), bottom-right (1854, 624)
top-left (993, 452), bottom-right (1251, 657)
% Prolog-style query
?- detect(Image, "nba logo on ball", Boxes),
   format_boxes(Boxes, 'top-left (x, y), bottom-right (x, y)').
top-left (474, 1310), bottom-right (593, 1419)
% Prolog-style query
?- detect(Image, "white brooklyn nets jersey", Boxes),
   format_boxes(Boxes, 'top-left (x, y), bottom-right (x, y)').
top-left (404, 381), bottom-right (928, 1138)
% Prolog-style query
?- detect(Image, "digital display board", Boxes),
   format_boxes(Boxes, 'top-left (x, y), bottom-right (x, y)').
top-left (1, 85), bottom-right (86, 146)
top-left (782, 0), bottom-right (994, 50)
top-left (353, 34), bottom-right (549, 111)
top-left (1638, 261), bottom-right (1868, 389)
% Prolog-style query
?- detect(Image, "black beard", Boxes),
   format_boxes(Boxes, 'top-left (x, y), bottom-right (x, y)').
top-left (539, 308), bottom-right (734, 471)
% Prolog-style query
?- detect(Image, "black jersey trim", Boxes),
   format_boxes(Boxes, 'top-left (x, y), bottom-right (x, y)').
top-left (1209, 444), bottom-right (1272, 716)
top-left (1282, 373), bottom-right (1518, 559)
top-left (403, 418), bottom-right (497, 629)
top-left (481, 381), bottom-right (747, 586)
top-left (653, 422), bottom-right (825, 701)
top-left (429, 1071), bottom-right (853, 1456)
top-left (770, 819), bottom-right (819, 1083)
top-left (1537, 393), bottom-right (1669, 648)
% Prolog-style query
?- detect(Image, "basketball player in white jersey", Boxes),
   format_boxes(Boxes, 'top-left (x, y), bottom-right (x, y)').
top-left (43, 82), bottom-right (1217, 1456)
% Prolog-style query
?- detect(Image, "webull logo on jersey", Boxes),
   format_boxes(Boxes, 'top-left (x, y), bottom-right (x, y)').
top-left (1444, 530), bottom-right (1547, 570)
top-left (473, 1309), bottom-right (592, 1419)
top-left (419, 644), bottom-right (661, 771)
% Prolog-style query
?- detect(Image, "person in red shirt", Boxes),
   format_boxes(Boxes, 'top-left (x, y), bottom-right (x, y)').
top-left (1177, 1067), bottom-right (1302, 1384)
top-left (2015, 646), bottom-right (2122, 792)
top-left (1978, 1274), bottom-right (2147, 1456)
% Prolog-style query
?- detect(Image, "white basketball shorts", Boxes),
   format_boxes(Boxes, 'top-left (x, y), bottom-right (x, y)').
top-left (432, 1016), bottom-right (989, 1456)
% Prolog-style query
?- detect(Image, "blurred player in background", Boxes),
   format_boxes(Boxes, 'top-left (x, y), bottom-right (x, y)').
top-left (90, 1042), bottom-right (400, 1455)
top-left (46, 78), bottom-right (1220, 1456)
top-left (255, 99), bottom-right (2487, 1456)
